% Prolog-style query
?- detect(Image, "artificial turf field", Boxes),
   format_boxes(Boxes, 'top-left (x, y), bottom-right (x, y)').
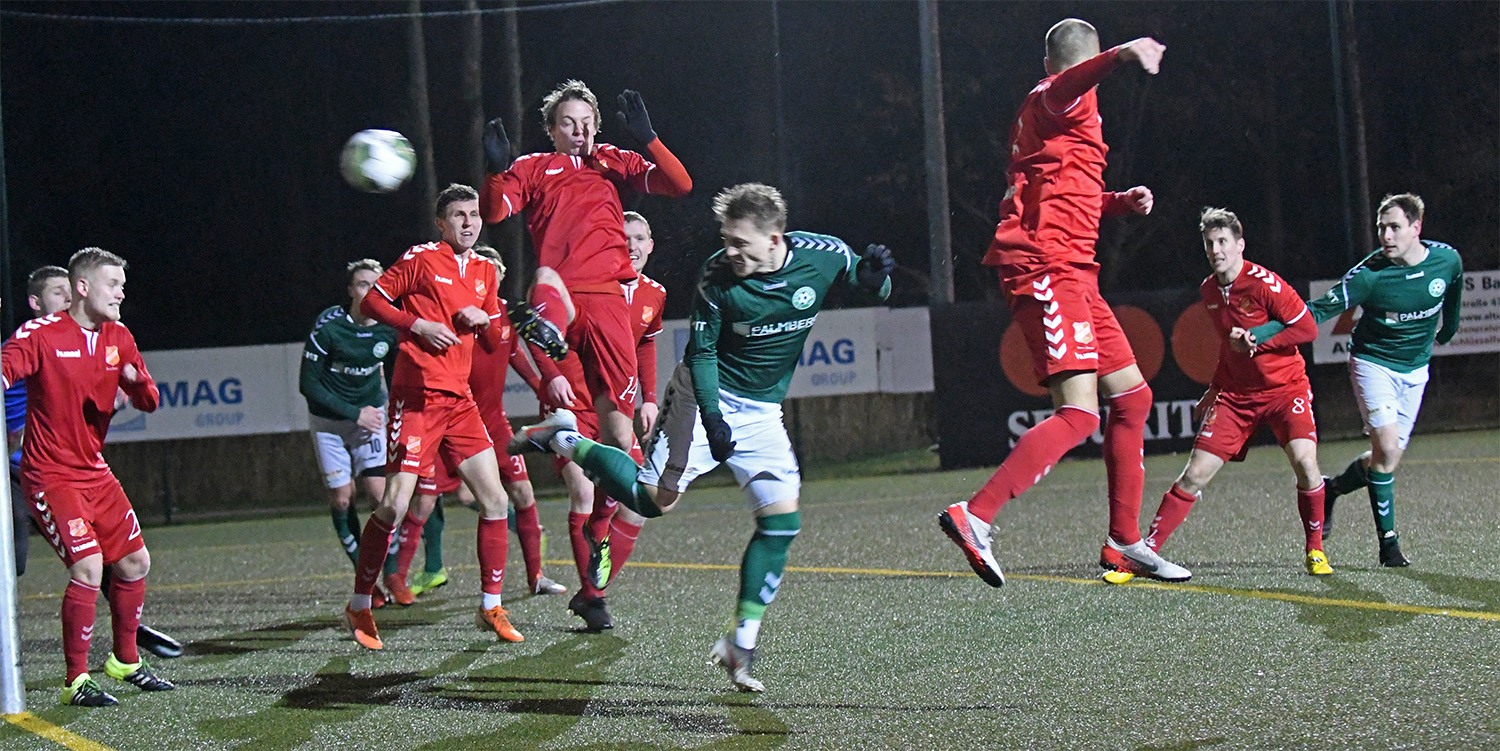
top-left (2, 430), bottom-right (1497, 750)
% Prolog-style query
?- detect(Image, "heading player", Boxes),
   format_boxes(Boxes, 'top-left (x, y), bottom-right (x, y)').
top-left (479, 80), bottom-right (691, 482)
top-left (938, 18), bottom-right (1191, 586)
top-left (1248, 193), bottom-right (1463, 567)
top-left (1112, 209), bottom-right (1329, 583)
top-left (510, 183), bottom-right (895, 691)
top-left (299, 259), bottom-right (398, 592)
top-left (343, 184), bottom-right (524, 649)
top-left (2, 249), bottom-right (174, 706)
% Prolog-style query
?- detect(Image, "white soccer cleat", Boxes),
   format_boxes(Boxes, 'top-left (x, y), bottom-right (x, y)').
top-left (938, 501), bottom-right (1005, 588)
top-left (709, 635), bottom-right (765, 693)
top-left (507, 409), bottom-right (578, 455)
top-left (1114, 539), bottom-right (1192, 582)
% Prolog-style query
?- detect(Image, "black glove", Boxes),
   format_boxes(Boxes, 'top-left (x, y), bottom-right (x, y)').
top-left (856, 243), bottom-right (895, 292)
top-left (702, 411), bottom-right (736, 462)
top-left (615, 90), bottom-right (657, 148)
top-left (483, 117), bottom-right (512, 174)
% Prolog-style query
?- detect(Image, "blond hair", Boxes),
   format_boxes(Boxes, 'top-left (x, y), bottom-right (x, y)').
top-left (712, 183), bottom-right (788, 233)
top-left (67, 247), bottom-right (127, 285)
top-left (541, 79), bottom-right (602, 131)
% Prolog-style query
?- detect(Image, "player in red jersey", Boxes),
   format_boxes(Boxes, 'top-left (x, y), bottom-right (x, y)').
top-left (538, 211), bottom-right (665, 631)
top-left (1108, 209), bottom-right (1328, 582)
top-left (387, 244), bottom-right (568, 602)
top-left (938, 19), bottom-right (1193, 586)
top-left (479, 80), bottom-right (690, 475)
top-left (1, 248), bottom-right (174, 706)
top-left (343, 184), bottom-right (524, 648)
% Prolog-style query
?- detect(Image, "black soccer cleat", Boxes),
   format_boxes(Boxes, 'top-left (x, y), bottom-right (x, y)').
top-left (585, 524), bottom-right (614, 590)
top-left (104, 654), bottom-right (176, 692)
top-left (507, 300), bottom-right (568, 361)
top-left (137, 624), bottom-right (184, 659)
top-left (1321, 476), bottom-right (1339, 541)
top-left (567, 592), bottom-right (613, 632)
top-left (62, 674), bottom-right (119, 707)
top-left (1378, 534), bottom-right (1411, 567)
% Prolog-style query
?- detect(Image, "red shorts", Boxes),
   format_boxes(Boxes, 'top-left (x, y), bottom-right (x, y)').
top-left (25, 477), bottom-right (145, 567)
top-left (387, 390), bottom-right (493, 478)
top-left (567, 291), bottom-right (638, 415)
top-left (1000, 266), bottom-right (1136, 385)
top-left (1194, 383), bottom-right (1319, 462)
top-left (416, 417), bottom-right (529, 496)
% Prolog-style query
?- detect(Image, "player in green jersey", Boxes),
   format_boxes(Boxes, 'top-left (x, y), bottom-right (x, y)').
top-left (509, 183), bottom-right (893, 691)
top-left (300, 260), bottom-right (402, 591)
top-left (1245, 194), bottom-right (1462, 566)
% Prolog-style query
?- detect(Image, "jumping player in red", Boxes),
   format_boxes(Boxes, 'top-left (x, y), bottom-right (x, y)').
top-left (387, 244), bottom-right (567, 601)
top-left (479, 80), bottom-right (690, 474)
top-left (344, 184), bottom-right (523, 648)
top-left (541, 210), bottom-right (665, 631)
top-left (1, 248), bottom-right (174, 706)
top-left (939, 19), bottom-right (1192, 586)
top-left (1108, 209), bottom-right (1328, 582)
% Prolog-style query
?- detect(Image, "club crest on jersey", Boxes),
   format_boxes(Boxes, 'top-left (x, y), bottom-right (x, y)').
top-left (641, 305), bottom-right (655, 322)
top-left (791, 287), bottom-right (817, 310)
top-left (1237, 297), bottom-right (1257, 314)
top-left (68, 518), bottom-right (88, 538)
top-left (406, 436), bottom-right (421, 454)
top-left (373, 342), bottom-right (389, 358)
top-left (1072, 322), bottom-right (1094, 344)
top-left (104, 346), bottom-right (120, 366)
top-left (476, 279), bottom-right (486, 296)
top-left (1429, 278), bottom-right (1446, 297)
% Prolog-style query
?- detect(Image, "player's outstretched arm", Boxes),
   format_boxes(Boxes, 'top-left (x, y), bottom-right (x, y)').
top-left (479, 116), bottom-right (532, 223)
top-left (616, 90), bottom-right (692, 197)
top-left (1103, 186), bottom-right (1153, 217)
top-left (1046, 38), bottom-right (1163, 109)
top-left (852, 243), bottom-right (895, 302)
top-left (1115, 37), bottom-right (1166, 75)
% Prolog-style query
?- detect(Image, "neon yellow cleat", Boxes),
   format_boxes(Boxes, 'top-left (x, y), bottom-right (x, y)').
top-left (1101, 569), bottom-right (1136, 585)
top-left (1305, 549), bottom-right (1334, 576)
top-left (104, 653), bottom-right (175, 691)
top-left (409, 567), bottom-right (449, 597)
top-left (61, 672), bottom-right (118, 706)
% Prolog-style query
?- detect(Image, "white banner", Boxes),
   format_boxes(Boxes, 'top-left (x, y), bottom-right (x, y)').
top-left (1310, 270), bottom-right (1500, 364)
top-left (108, 344), bottom-right (308, 442)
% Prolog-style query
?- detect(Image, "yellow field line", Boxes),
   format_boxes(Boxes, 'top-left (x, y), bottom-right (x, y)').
top-left (3, 712), bottom-right (117, 751)
top-left (19, 559), bottom-right (1500, 622)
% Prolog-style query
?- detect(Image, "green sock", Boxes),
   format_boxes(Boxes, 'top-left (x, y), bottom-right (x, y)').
top-left (1367, 470), bottom-right (1396, 536)
top-left (333, 506), bottom-right (360, 565)
top-left (733, 512), bottom-right (801, 649)
top-left (423, 502), bottom-right (445, 574)
top-left (572, 438), bottom-right (662, 518)
top-left (1330, 456), bottom-right (1370, 497)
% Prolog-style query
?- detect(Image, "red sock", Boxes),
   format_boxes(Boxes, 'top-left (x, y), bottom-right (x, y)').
top-left (108, 574), bottom-right (146, 664)
top-left (587, 497), bottom-right (616, 542)
top-left (353, 514), bottom-right (395, 596)
top-left (513, 504), bottom-right (543, 586)
top-left (607, 516), bottom-right (642, 578)
top-left (967, 406), bottom-right (1099, 523)
top-left (568, 512), bottom-right (604, 599)
top-left (394, 514), bottom-right (425, 579)
top-left (1298, 482), bottom-right (1326, 552)
top-left (1146, 485), bottom-right (1198, 551)
top-left (477, 517), bottom-right (509, 596)
top-left (1105, 383), bottom-right (1153, 546)
top-left (530, 284), bottom-right (569, 333)
top-left (62, 578), bottom-right (99, 683)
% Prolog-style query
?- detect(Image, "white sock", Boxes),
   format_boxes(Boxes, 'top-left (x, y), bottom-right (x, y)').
top-left (734, 618), bottom-right (761, 650)
top-left (550, 430), bottom-right (583, 460)
top-left (350, 594), bottom-right (372, 611)
top-left (482, 592), bottom-right (504, 610)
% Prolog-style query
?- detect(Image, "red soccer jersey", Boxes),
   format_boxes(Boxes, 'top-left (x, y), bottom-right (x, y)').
top-left (480, 143), bottom-right (688, 289)
top-left (984, 49), bottom-right (1133, 272)
top-left (1, 313), bottom-right (159, 489)
top-left (1200, 262), bottom-right (1318, 393)
top-left (362, 242), bottom-right (503, 398)
top-left (468, 304), bottom-right (541, 430)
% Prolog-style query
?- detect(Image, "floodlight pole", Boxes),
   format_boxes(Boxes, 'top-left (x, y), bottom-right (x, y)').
top-left (0, 23), bottom-right (24, 717)
top-left (919, 0), bottom-right (954, 306)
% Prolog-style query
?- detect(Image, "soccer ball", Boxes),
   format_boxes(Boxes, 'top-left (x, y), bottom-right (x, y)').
top-left (339, 129), bottom-right (417, 193)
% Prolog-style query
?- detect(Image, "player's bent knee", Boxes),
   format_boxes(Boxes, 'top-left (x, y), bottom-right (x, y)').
top-left (114, 548), bottom-right (151, 580)
top-left (69, 555), bottom-right (105, 588)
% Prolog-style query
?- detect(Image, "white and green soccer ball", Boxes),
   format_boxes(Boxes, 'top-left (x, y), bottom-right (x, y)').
top-left (339, 129), bottom-right (416, 193)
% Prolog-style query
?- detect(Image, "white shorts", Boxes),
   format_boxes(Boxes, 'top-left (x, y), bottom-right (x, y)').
top-left (637, 364), bottom-right (801, 509)
top-left (309, 412), bottom-right (386, 488)
top-left (1349, 357), bottom-right (1428, 450)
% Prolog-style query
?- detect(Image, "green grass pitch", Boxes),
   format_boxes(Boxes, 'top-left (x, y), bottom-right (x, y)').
top-left (4, 430), bottom-right (1497, 750)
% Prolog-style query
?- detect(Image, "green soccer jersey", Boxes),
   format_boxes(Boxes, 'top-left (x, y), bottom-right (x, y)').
top-left (299, 305), bottom-right (398, 421)
top-left (687, 231), bottom-right (890, 412)
top-left (1309, 240), bottom-right (1463, 373)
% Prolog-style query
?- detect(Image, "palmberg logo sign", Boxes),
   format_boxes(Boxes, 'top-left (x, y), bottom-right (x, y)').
top-left (791, 287), bottom-right (816, 310)
top-left (1429, 278), bottom-right (1446, 297)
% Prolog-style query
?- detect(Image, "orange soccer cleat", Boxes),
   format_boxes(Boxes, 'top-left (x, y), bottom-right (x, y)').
top-left (342, 605), bottom-right (384, 650)
top-left (476, 606), bottom-right (524, 642)
top-left (384, 574), bottom-right (416, 606)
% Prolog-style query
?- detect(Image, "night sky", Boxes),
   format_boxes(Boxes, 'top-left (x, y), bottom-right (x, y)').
top-left (1, 1), bottom-right (1495, 350)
